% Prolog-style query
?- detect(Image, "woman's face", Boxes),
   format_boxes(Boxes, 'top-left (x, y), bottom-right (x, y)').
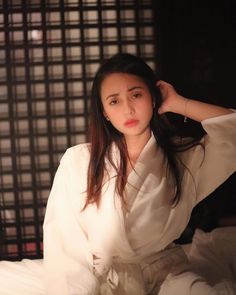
top-left (100, 73), bottom-right (153, 141)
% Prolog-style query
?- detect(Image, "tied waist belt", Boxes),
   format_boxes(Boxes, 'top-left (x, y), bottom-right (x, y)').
top-left (92, 244), bottom-right (189, 290)
top-left (92, 254), bottom-right (140, 289)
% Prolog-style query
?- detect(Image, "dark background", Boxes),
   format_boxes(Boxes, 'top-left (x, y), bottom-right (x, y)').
top-left (153, 0), bottom-right (236, 240)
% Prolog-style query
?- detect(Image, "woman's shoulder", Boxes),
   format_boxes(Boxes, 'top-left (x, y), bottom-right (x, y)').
top-left (60, 142), bottom-right (91, 165)
top-left (67, 142), bottom-right (91, 155)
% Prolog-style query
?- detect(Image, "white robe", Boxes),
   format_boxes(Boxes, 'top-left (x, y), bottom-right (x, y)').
top-left (43, 112), bottom-right (236, 295)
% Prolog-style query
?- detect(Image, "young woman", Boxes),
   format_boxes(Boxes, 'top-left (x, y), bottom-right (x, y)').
top-left (43, 53), bottom-right (236, 294)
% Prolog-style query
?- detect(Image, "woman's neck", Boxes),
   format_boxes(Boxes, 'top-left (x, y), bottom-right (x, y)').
top-left (125, 130), bottom-right (151, 164)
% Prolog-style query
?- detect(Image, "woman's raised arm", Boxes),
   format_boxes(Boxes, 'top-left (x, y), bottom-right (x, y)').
top-left (157, 80), bottom-right (233, 122)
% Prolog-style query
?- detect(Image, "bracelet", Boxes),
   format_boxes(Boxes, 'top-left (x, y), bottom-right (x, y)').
top-left (184, 99), bottom-right (189, 123)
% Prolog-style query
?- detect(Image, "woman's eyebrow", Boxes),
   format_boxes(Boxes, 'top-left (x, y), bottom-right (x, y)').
top-left (105, 86), bottom-right (143, 100)
top-left (128, 86), bottom-right (144, 91)
top-left (105, 93), bottom-right (119, 100)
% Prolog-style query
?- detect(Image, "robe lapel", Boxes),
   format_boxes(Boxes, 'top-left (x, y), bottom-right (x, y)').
top-left (125, 134), bottom-right (167, 212)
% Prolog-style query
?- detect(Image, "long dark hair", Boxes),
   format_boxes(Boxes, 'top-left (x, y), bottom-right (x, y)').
top-left (85, 53), bottom-right (202, 209)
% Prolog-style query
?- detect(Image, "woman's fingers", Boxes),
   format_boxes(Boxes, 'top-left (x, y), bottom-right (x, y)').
top-left (156, 81), bottom-right (179, 114)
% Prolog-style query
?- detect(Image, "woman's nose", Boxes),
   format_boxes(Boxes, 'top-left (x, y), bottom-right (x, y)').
top-left (123, 100), bottom-right (134, 115)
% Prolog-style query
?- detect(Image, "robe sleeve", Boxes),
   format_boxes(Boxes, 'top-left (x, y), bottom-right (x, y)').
top-left (43, 148), bottom-right (99, 295)
top-left (182, 111), bottom-right (236, 204)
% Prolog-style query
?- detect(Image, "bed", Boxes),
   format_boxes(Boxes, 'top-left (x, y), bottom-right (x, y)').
top-left (0, 227), bottom-right (235, 295)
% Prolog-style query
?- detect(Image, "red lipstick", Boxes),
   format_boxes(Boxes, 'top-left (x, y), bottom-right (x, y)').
top-left (124, 119), bottom-right (139, 127)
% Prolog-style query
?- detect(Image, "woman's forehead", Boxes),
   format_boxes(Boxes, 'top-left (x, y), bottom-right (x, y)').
top-left (101, 73), bottom-right (147, 92)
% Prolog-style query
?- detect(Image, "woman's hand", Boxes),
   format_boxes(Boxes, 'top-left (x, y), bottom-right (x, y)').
top-left (156, 80), bottom-right (233, 121)
top-left (156, 80), bottom-right (185, 115)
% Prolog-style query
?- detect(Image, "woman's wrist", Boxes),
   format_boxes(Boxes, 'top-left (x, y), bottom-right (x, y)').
top-left (169, 94), bottom-right (189, 116)
top-left (175, 97), bottom-right (232, 122)
top-left (184, 98), bottom-right (190, 122)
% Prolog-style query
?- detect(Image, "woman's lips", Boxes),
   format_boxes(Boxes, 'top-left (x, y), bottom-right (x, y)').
top-left (124, 119), bottom-right (139, 127)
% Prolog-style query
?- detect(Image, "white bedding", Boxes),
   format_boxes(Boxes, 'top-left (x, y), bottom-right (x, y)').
top-left (0, 227), bottom-right (235, 295)
top-left (0, 258), bottom-right (44, 295)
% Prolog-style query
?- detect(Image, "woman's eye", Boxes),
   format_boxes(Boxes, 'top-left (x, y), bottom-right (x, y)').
top-left (109, 99), bottom-right (118, 105)
top-left (133, 92), bottom-right (142, 99)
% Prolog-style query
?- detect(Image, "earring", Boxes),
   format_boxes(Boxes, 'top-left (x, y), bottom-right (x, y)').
top-left (105, 116), bottom-right (110, 121)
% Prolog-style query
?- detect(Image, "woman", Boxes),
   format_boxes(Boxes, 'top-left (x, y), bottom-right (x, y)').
top-left (43, 53), bottom-right (236, 294)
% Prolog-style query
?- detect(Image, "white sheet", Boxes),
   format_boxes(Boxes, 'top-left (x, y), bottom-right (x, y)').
top-left (0, 227), bottom-right (235, 295)
top-left (0, 259), bottom-right (44, 295)
top-left (188, 227), bottom-right (236, 285)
